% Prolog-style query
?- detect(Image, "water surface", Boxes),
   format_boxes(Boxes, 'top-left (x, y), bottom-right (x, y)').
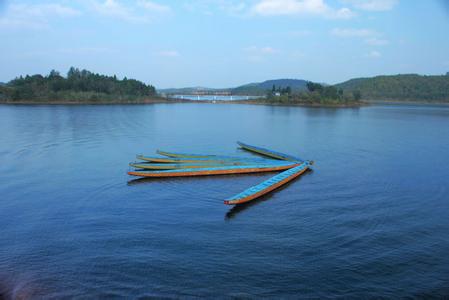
top-left (0, 103), bottom-right (448, 298)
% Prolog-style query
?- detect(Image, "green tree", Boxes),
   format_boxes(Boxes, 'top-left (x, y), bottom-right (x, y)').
top-left (306, 81), bottom-right (323, 93)
top-left (353, 90), bottom-right (362, 101)
top-left (49, 69), bottom-right (60, 78)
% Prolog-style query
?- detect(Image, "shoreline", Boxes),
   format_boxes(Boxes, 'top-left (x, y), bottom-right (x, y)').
top-left (198, 99), bottom-right (367, 108)
top-left (0, 98), bottom-right (366, 108)
top-left (0, 98), bottom-right (191, 105)
top-left (1, 98), bottom-right (448, 107)
top-left (364, 99), bottom-right (449, 106)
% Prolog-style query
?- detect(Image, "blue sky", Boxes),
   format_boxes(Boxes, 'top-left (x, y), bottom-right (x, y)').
top-left (1, 0), bottom-right (449, 88)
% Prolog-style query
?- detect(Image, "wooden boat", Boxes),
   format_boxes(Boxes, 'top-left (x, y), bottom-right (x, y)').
top-left (129, 161), bottom-right (270, 170)
top-left (136, 154), bottom-right (286, 164)
top-left (157, 150), bottom-right (222, 158)
top-left (224, 161), bottom-right (311, 205)
top-left (128, 163), bottom-right (300, 178)
top-left (237, 141), bottom-right (303, 162)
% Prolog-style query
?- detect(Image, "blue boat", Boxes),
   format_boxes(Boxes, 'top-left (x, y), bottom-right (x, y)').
top-left (224, 161), bottom-right (311, 205)
top-left (128, 162), bottom-right (300, 177)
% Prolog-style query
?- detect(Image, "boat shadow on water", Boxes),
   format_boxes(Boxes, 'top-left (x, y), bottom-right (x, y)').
top-left (225, 169), bottom-right (314, 221)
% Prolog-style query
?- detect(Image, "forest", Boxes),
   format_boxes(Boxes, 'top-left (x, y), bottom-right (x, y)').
top-left (262, 82), bottom-right (362, 106)
top-left (0, 67), bottom-right (156, 103)
top-left (2, 70), bottom-right (449, 104)
top-left (335, 74), bottom-right (449, 102)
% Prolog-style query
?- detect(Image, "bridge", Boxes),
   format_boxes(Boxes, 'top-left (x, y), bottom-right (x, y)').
top-left (167, 90), bottom-right (232, 96)
top-left (191, 90), bottom-right (231, 96)
top-left (161, 89), bottom-right (263, 101)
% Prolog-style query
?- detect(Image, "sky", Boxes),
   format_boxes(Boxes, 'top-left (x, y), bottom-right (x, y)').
top-left (1, 0), bottom-right (449, 88)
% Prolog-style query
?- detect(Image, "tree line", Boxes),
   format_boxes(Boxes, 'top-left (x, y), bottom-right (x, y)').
top-left (0, 67), bottom-right (156, 102)
top-left (265, 82), bottom-right (362, 105)
top-left (335, 74), bottom-right (449, 102)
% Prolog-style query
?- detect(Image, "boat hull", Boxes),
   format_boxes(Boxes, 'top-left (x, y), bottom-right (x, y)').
top-left (157, 150), bottom-right (221, 158)
top-left (129, 161), bottom-right (276, 170)
top-left (237, 141), bottom-right (303, 162)
top-left (224, 161), bottom-right (310, 205)
top-left (128, 163), bottom-right (299, 178)
top-left (136, 154), bottom-right (287, 164)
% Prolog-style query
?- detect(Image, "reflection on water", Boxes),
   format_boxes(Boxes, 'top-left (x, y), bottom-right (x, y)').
top-left (1, 103), bottom-right (449, 298)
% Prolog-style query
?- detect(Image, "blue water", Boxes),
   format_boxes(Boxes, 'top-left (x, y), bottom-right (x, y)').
top-left (0, 103), bottom-right (448, 298)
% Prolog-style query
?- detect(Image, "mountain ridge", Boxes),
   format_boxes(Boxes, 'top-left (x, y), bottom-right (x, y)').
top-left (158, 78), bottom-right (310, 95)
top-left (232, 79), bottom-right (309, 95)
top-left (158, 73), bottom-right (449, 102)
top-left (335, 73), bottom-right (449, 102)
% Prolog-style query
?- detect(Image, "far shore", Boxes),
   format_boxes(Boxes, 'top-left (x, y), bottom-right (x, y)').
top-left (1, 97), bottom-right (448, 107)
top-left (0, 98), bottom-right (190, 105)
top-left (0, 97), bottom-right (365, 108)
top-left (192, 98), bottom-right (367, 108)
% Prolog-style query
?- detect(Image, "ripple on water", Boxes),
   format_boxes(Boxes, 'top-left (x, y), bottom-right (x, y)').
top-left (1, 104), bottom-right (449, 298)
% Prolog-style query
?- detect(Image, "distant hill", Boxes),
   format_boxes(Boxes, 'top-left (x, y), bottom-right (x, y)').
top-left (335, 74), bottom-right (449, 102)
top-left (232, 79), bottom-right (309, 95)
top-left (158, 79), bottom-right (310, 96)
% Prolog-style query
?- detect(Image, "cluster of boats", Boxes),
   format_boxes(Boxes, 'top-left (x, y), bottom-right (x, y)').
top-left (128, 142), bottom-right (313, 205)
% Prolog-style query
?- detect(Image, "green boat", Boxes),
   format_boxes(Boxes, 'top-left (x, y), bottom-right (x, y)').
top-left (157, 150), bottom-right (221, 158)
top-left (237, 141), bottom-right (303, 162)
top-left (136, 154), bottom-right (288, 164)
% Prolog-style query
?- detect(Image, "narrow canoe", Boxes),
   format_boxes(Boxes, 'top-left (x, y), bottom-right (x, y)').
top-left (129, 161), bottom-right (284, 170)
top-left (136, 154), bottom-right (286, 164)
top-left (224, 161), bottom-right (311, 205)
top-left (157, 150), bottom-right (221, 158)
top-left (237, 141), bottom-right (303, 162)
top-left (128, 163), bottom-right (300, 177)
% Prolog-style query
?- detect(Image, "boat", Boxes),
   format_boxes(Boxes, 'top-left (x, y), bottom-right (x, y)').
top-left (136, 154), bottom-right (287, 164)
top-left (237, 141), bottom-right (303, 162)
top-left (136, 155), bottom-right (230, 163)
top-left (128, 163), bottom-right (300, 178)
top-left (224, 161), bottom-right (311, 205)
top-left (129, 161), bottom-right (281, 170)
top-left (157, 150), bottom-right (222, 158)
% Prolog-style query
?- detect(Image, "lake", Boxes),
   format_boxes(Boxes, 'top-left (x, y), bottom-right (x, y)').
top-left (0, 103), bottom-right (448, 298)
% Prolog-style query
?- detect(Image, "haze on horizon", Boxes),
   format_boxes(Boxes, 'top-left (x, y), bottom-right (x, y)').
top-left (1, 0), bottom-right (448, 89)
